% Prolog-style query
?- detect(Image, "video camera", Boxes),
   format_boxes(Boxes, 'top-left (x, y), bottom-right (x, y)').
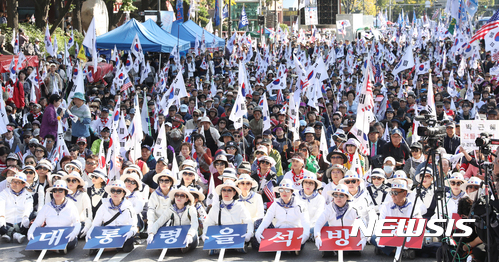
top-left (475, 133), bottom-right (499, 156)
top-left (414, 115), bottom-right (446, 148)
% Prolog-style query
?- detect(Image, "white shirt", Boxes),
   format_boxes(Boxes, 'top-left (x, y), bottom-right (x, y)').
top-left (349, 187), bottom-right (376, 225)
top-left (256, 197), bottom-right (310, 239)
top-left (149, 204), bottom-right (199, 237)
top-left (322, 182), bottom-right (339, 205)
top-left (0, 188), bottom-right (33, 224)
top-left (314, 203), bottom-right (359, 237)
top-left (126, 191), bottom-right (146, 217)
top-left (203, 199), bottom-right (253, 237)
top-left (297, 190), bottom-right (325, 227)
top-left (147, 190), bottom-right (171, 228)
top-left (237, 191), bottom-right (264, 223)
top-left (91, 198), bottom-right (137, 234)
top-left (379, 198), bottom-right (423, 219)
top-left (28, 199), bottom-right (81, 238)
top-left (67, 190), bottom-right (93, 229)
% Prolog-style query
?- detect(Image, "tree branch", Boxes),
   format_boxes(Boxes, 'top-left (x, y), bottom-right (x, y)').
top-left (50, 0), bottom-right (75, 34)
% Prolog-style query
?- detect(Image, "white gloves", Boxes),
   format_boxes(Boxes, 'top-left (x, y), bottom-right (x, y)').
top-left (255, 231), bottom-right (264, 243)
top-left (375, 237), bottom-right (385, 247)
top-left (85, 227), bottom-right (94, 241)
top-left (0, 217), bottom-right (6, 228)
top-left (66, 231), bottom-right (78, 242)
top-left (80, 224), bottom-right (91, 237)
top-left (202, 234), bottom-right (209, 242)
top-left (123, 229), bottom-right (135, 240)
top-left (297, 234), bottom-right (308, 244)
top-left (241, 232), bottom-right (252, 242)
top-left (147, 234), bottom-right (155, 244)
top-left (22, 217), bottom-right (30, 228)
top-left (357, 238), bottom-right (367, 249)
top-left (27, 230), bottom-right (35, 240)
top-left (315, 236), bottom-right (322, 249)
top-left (183, 235), bottom-right (193, 246)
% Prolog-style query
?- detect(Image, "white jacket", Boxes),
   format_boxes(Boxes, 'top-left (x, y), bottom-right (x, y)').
top-left (147, 191), bottom-right (171, 228)
top-left (349, 188), bottom-right (377, 225)
top-left (28, 199), bottom-right (81, 238)
top-left (237, 191), bottom-right (264, 223)
top-left (314, 203), bottom-right (359, 237)
top-left (68, 190), bottom-right (92, 231)
top-left (203, 200), bottom-right (253, 237)
top-left (91, 198), bottom-right (138, 234)
top-left (379, 198), bottom-right (423, 219)
top-left (256, 197), bottom-right (310, 239)
top-left (0, 188), bottom-right (33, 224)
top-left (148, 204), bottom-right (199, 237)
top-left (297, 190), bottom-right (325, 228)
top-left (126, 191), bottom-right (146, 217)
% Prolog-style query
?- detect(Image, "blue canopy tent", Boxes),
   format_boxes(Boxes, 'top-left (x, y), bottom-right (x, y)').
top-left (141, 19), bottom-right (191, 52)
top-left (96, 18), bottom-right (190, 53)
top-left (171, 20), bottom-right (225, 50)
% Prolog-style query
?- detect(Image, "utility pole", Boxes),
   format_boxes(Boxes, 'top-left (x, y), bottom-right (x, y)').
top-left (229, 1), bottom-right (232, 37)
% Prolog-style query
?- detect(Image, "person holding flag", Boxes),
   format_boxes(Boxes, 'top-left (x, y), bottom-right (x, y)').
top-left (63, 92), bottom-right (91, 145)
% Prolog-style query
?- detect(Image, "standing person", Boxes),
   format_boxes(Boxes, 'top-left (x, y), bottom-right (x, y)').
top-left (43, 63), bottom-right (63, 96)
top-left (40, 94), bottom-right (63, 140)
top-left (202, 180), bottom-right (254, 255)
top-left (147, 186), bottom-right (199, 253)
top-left (86, 181), bottom-right (138, 254)
top-left (28, 181), bottom-right (80, 252)
top-left (65, 93), bottom-right (91, 144)
top-left (381, 129), bottom-right (410, 171)
top-left (0, 173), bottom-right (32, 243)
top-left (254, 179), bottom-right (310, 254)
top-left (445, 173), bottom-right (467, 215)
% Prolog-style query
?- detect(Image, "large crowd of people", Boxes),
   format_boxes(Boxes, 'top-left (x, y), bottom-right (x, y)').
top-left (0, 11), bottom-right (498, 261)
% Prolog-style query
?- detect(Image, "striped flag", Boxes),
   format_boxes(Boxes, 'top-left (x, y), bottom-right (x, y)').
top-left (121, 76), bottom-right (133, 92)
top-left (14, 145), bottom-right (22, 160)
top-left (471, 9), bottom-right (499, 43)
top-left (263, 180), bottom-right (275, 202)
top-left (276, 89), bottom-right (284, 105)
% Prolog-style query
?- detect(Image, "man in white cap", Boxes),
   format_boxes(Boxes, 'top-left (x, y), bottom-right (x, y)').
top-left (0, 172), bottom-right (33, 243)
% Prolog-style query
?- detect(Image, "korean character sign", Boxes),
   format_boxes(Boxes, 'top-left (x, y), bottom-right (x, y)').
top-left (319, 226), bottom-right (363, 251)
top-left (259, 228), bottom-right (303, 252)
top-left (26, 227), bottom-right (73, 251)
top-left (460, 120), bottom-right (499, 151)
top-left (378, 217), bottom-right (426, 249)
top-left (203, 224), bottom-right (246, 250)
top-left (147, 225), bottom-right (190, 250)
top-left (83, 226), bottom-right (132, 249)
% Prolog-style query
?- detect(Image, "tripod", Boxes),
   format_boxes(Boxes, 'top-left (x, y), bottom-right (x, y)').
top-left (395, 144), bottom-right (449, 262)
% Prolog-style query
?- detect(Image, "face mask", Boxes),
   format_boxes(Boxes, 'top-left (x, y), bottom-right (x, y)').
top-left (383, 165), bottom-right (394, 174)
top-left (468, 190), bottom-right (478, 200)
top-left (437, 83), bottom-right (442, 87)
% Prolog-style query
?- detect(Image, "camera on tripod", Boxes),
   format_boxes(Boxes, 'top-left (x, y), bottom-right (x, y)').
top-left (415, 115), bottom-right (446, 148)
top-left (475, 133), bottom-right (499, 156)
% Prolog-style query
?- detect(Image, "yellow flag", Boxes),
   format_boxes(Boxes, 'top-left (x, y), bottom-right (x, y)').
top-left (77, 45), bottom-right (87, 63)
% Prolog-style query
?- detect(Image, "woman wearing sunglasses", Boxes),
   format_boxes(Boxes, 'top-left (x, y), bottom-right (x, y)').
top-left (64, 160), bottom-right (83, 176)
top-left (147, 170), bottom-right (177, 233)
top-left (33, 144), bottom-right (48, 163)
top-left (255, 179), bottom-right (309, 254)
top-left (315, 184), bottom-right (365, 252)
top-left (203, 180), bottom-right (253, 255)
top-left (462, 177), bottom-right (482, 200)
top-left (297, 173), bottom-right (325, 240)
top-left (366, 168), bottom-right (389, 215)
top-left (36, 159), bottom-right (53, 191)
top-left (147, 186), bottom-right (199, 253)
top-left (120, 170), bottom-right (146, 234)
top-left (23, 166), bottom-right (45, 216)
top-left (236, 174), bottom-right (264, 250)
top-left (87, 169), bottom-right (108, 218)
top-left (211, 154), bottom-right (230, 187)
top-left (339, 171), bottom-right (376, 226)
top-left (62, 171), bottom-right (92, 238)
top-left (28, 180), bottom-right (80, 252)
top-left (0, 173), bottom-right (32, 243)
top-left (251, 155), bottom-right (278, 203)
top-left (414, 168), bottom-right (437, 220)
top-left (123, 165), bottom-right (150, 203)
top-left (445, 173), bottom-right (467, 216)
top-left (86, 180), bottom-right (137, 254)
top-left (178, 166), bottom-right (202, 190)
top-left (24, 155), bottom-right (37, 167)
top-left (225, 141), bottom-right (243, 169)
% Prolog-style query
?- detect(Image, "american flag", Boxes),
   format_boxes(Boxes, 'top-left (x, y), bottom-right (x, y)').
top-left (121, 77), bottom-right (133, 92)
top-left (14, 145), bottom-right (22, 160)
top-left (374, 63), bottom-right (382, 83)
top-left (263, 180), bottom-right (275, 202)
top-left (471, 9), bottom-right (499, 43)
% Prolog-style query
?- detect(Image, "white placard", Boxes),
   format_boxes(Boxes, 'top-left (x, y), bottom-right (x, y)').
top-left (460, 120), bottom-right (499, 150)
top-left (305, 7), bottom-right (318, 25)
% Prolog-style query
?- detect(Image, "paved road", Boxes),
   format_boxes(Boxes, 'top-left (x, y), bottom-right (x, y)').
top-left (2, 239), bottom-right (439, 262)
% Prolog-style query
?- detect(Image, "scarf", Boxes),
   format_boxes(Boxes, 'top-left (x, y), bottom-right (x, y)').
top-left (101, 118), bottom-right (109, 125)
top-left (127, 191), bottom-right (136, 199)
top-left (109, 198), bottom-right (123, 213)
top-left (451, 191), bottom-right (466, 200)
top-left (238, 191), bottom-right (255, 204)
top-left (371, 184), bottom-right (388, 200)
top-left (67, 190), bottom-right (82, 202)
top-left (50, 198), bottom-right (68, 214)
top-left (391, 199), bottom-right (411, 212)
top-left (196, 202), bottom-right (203, 211)
top-left (173, 203), bottom-right (187, 216)
top-left (90, 186), bottom-right (105, 197)
top-left (333, 203), bottom-right (350, 220)
top-left (32, 112), bottom-right (41, 119)
top-left (420, 185), bottom-right (432, 200)
top-left (220, 200), bottom-right (235, 210)
top-left (27, 180), bottom-right (39, 192)
top-left (11, 188), bottom-right (25, 196)
top-left (155, 187), bottom-right (169, 200)
top-left (291, 169), bottom-right (304, 182)
top-left (353, 187), bottom-right (364, 199)
top-left (298, 189), bottom-right (319, 202)
top-left (258, 168), bottom-right (270, 179)
top-left (277, 196), bottom-right (295, 208)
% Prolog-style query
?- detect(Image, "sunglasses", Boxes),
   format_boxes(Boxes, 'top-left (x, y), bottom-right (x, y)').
top-left (87, 162), bottom-right (97, 166)
top-left (11, 180), bottom-right (24, 185)
top-left (332, 193), bottom-right (346, 198)
top-left (411, 149), bottom-right (420, 152)
top-left (424, 175), bottom-right (433, 179)
top-left (331, 156), bottom-right (343, 159)
top-left (91, 175), bottom-right (100, 180)
top-left (158, 179), bottom-right (171, 184)
top-left (221, 188), bottom-right (234, 193)
top-left (303, 181), bottom-right (315, 185)
top-left (124, 179), bottom-right (137, 185)
top-left (260, 160), bottom-right (271, 165)
top-left (193, 114), bottom-right (200, 117)
top-left (279, 188), bottom-right (292, 193)
top-left (344, 180), bottom-right (357, 184)
top-left (110, 188), bottom-right (124, 194)
top-left (174, 193), bottom-right (187, 198)
top-left (233, 134), bottom-right (241, 138)
top-left (467, 185), bottom-right (480, 190)
top-left (67, 178), bottom-right (79, 184)
top-left (390, 191), bottom-right (404, 196)
top-left (53, 188), bottom-right (66, 193)
top-left (126, 171), bottom-right (138, 174)
top-left (37, 167), bottom-right (49, 171)
top-left (215, 162), bottom-right (226, 167)
top-left (372, 177), bottom-right (384, 181)
top-left (450, 181), bottom-right (463, 186)
top-left (333, 118), bottom-right (341, 121)
top-left (24, 171), bottom-right (35, 175)
top-left (239, 182), bottom-right (253, 186)
top-left (35, 149), bottom-right (44, 153)
top-left (182, 172), bottom-right (195, 177)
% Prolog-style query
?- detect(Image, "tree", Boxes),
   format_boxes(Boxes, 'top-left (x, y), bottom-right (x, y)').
top-left (50, 0), bottom-right (75, 34)
top-left (7, 0), bottom-right (19, 30)
top-left (73, 0), bottom-right (82, 32)
top-left (34, 0), bottom-right (50, 29)
top-left (342, 0), bottom-right (359, 14)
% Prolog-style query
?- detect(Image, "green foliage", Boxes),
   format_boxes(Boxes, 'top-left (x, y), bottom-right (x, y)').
top-left (122, 0), bottom-right (138, 12)
top-left (1, 22), bottom-right (84, 56)
top-left (279, 24), bottom-right (288, 32)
